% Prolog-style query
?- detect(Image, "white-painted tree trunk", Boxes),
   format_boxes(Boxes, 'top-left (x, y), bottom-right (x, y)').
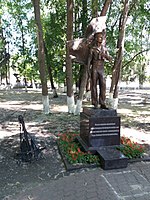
top-left (52, 88), bottom-right (58, 98)
top-left (42, 95), bottom-right (50, 114)
top-left (108, 92), bottom-right (113, 108)
top-left (108, 92), bottom-right (119, 109)
top-left (32, 80), bottom-right (36, 89)
top-left (64, 86), bottom-right (67, 93)
top-left (67, 96), bottom-right (75, 114)
top-left (113, 98), bottom-right (119, 109)
top-left (74, 99), bottom-right (82, 115)
top-left (85, 91), bottom-right (91, 101)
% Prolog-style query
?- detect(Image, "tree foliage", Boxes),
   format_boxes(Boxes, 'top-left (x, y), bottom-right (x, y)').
top-left (0, 0), bottom-right (149, 87)
top-left (43, 0), bottom-right (66, 84)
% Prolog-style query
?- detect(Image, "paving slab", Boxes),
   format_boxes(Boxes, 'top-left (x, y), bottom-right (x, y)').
top-left (7, 162), bottom-right (150, 200)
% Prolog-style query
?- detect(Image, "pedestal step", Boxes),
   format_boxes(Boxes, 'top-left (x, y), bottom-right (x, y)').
top-left (97, 146), bottom-right (128, 170)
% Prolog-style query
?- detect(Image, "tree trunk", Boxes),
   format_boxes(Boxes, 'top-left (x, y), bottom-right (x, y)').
top-left (32, 0), bottom-right (50, 114)
top-left (109, 0), bottom-right (129, 109)
top-left (74, 0), bottom-right (89, 115)
top-left (47, 64), bottom-right (58, 98)
top-left (19, 19), bottom-right (28, 92)
top-left (74, 64), bottom-right (88, 115)
top-left (66, 0), bottom-right (74, 113)
top-left (44, 44), bottom-right (58, 98)
top-left (139, 64), bottom-right (145, 89)
top-left (100, 0), bottom-right (112, 16)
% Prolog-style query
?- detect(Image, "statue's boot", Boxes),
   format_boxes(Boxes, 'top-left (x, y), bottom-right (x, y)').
top-left (100, 104), bottom-right (108, 109)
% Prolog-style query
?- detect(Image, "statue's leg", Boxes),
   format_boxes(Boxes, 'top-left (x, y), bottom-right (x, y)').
top-left (91, 69), bottom-right (98, 108)
top-left (99, 74), bottom-right (107, 109)
top-left (86, 74), bottom-right (91, 92)
top-left (85, 74), bottom-right (91, 101)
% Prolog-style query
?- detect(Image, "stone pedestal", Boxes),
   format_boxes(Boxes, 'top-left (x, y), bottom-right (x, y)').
top-left (79, 107), bottom-right (128, 170)
top-left (80, 108), bottom-right (120, 149)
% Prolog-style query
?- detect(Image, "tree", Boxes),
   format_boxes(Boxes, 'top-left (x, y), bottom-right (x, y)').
top-left (44, 44), bottom-right (58, 98)
top-left (106, 0), bottom-right (149, 104)
top-left (1, 0), bottom-right (39, 87)
top-left (122, 0), bottom-right (150, 88)
top-left (32, 0), bottom-right (50, 114)
top-left (66, 0), bottom-right (74, 113)
top-left (109, 0), bottom-right (129, 108)
top-left (42, 0), bottom-right (67, 98)
top-left (0, 16), bottom-right (10, 84)
top-left (100, 0), bottom-right (112, 16)
top-left (74, 0), bottom-right (89, 115)
top-left (1, 0), bottom-right (149, 103)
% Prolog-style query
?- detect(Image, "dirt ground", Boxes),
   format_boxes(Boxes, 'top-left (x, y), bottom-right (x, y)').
top-left (0, 88), bottom-right (150, 199)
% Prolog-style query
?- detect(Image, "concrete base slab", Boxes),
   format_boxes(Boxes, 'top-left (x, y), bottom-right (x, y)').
top-left (97, 146), bottom-right (128, 170)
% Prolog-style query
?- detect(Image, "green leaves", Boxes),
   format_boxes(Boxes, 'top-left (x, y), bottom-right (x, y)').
top-left (117, 136), bottom-right (145, 159)
top-left (1, 0), bottom-right (149, 85)
top-left (58, 132), bottom-right (100, 164)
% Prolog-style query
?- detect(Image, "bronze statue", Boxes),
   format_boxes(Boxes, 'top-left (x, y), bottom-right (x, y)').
top-left (67, 16), bottom-right (112, 109)
top-left (87, 31), bottom-right (112, 108)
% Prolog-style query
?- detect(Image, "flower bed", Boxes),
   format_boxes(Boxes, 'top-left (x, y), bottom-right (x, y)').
top-left (57, 132), bottom-right (100, 166)
top-left (117, 136), bottom-right (145, 159)
top-left (57, 132), bottom-right (146, 170)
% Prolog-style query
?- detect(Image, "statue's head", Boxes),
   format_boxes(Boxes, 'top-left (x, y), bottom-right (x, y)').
top-left (94, 32), bottom-right (103, 44)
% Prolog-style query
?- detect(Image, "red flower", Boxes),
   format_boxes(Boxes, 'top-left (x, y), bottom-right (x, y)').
top-left (72, 153), bottom-right (78, 161)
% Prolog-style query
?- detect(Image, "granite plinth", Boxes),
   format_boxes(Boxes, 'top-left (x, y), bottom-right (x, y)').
top-left (83, 107), bottom-right (117, 117)
top-left (80, 107), bottom-right (120, 149)
top-left (97, 146), bottom-right (128, 170)
top-left (79, 107), bottom-right (128, 170)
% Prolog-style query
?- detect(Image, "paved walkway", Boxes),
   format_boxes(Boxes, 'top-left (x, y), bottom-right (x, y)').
top-left (11, 162), bottom-right (150, 200)
top-left (0, 89), bottom-right (150, 200)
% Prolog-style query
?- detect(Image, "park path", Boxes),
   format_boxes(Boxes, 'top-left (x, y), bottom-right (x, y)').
top-left (0, 88), bottom-right (150, 199)
top-left (0, 89), bottom-right (79, 200)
